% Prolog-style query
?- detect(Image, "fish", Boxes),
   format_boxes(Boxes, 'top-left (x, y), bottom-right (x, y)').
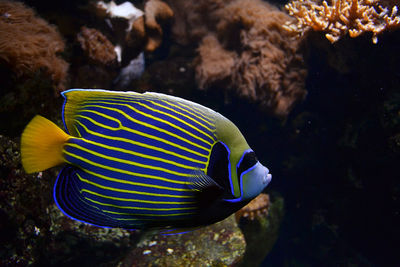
top-left (21, 89), bottom-right (272, 230)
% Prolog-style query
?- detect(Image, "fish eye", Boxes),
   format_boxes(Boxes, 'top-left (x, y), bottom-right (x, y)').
top-left (237, 151), bottom-right (258, 177)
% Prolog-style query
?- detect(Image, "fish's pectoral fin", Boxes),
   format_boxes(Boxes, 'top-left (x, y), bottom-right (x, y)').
top-left (187, 171), bottom-right (224, 210)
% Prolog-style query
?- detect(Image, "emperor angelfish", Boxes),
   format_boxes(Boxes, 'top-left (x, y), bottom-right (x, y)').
top-left (21, 89), bottom-right (272, 230)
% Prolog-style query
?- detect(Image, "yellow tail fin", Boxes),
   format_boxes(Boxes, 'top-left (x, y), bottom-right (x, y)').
top-left (21, 115), bottom-right (70, 173)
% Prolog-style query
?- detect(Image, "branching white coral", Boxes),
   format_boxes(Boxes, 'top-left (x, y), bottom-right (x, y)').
top-left (284, 0), bottom-right (400, 43)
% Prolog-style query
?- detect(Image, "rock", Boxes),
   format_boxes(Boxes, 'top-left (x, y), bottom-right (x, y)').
top-left (0, 135), bottom-right (139, 266)
top-left (120, 215), bottom-right (246, 267)
top-left (237, 195), bottom-right (284, 267)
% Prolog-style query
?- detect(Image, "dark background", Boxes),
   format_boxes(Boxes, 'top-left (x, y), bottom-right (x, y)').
top-left (2, 0), bottom-right (400, 266)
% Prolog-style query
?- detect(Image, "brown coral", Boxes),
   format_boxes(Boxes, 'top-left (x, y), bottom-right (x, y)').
top-left (195, 35), bottom-right (237, 89)
top-left (77, 26), bottom-right (117, 65)
top-left (94, 0), bottom-right (173, 55)
top-left (0, 1), bottom-right (68, 92)
top-left (144, 0), bottom-right (174, 52)
top-left (165, 0), bottom-right (233, 45)
top-left (182, 0), bottom-right (307, 117)
top-left (284, 0), bottom-right (400, 44)
top-left (235, 193), bottom-right (270, 222)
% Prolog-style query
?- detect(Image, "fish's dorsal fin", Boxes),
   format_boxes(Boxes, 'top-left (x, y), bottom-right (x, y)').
top-left (62, 89), bottom-right (141, 136)
top-left (142, 92), bottom-right (217, 117)
top-left (61, 89), bottom-right (218, 138)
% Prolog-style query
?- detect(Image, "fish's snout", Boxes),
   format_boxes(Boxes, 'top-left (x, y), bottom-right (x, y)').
top-left (263, 167), bottom-right (272, 185)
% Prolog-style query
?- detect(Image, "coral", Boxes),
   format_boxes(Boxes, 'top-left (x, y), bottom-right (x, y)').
top-left (0, 135), bottom-right (138, 265)
top-left (0, 135), bottom-right (55, 265)
top-left (0, 1), bottom-right (68, 92)
top-left (144, 0), bottom-right (174, 51)
top-left (95, 0), bottom-right (144, 21)
top-left (165, 0), bottom-right (233, 45)
top-left (166, 0), bottom-right (308, 117)
top-left (126, 16), bottom-right (147, 54)
top-left (235, 193), bottom-right (270, 221)
top-left (91, 0), bottom-right (173, 87)
top-left (77, 26), bottom-right (117, 65)
top-left (94, 0), bottom-right (173, 55)
top-left (195, 35), bottom-right (236, 89)
top-left (95, 0), bottom-right (144, 63)
top-left (284, 0), bottom-right (400, 44)
top-left (119, 215), bottom-right (245, 267)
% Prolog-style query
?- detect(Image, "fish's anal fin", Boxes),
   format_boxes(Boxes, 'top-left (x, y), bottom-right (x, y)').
top-left (21, 115), bottom-right (70, 173)
top-left (54, 166), bottom-right (118, 228)
top-left (188, 171), bottom-right (224, 210)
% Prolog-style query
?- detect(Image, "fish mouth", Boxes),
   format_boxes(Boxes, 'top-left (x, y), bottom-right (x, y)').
top-left (263, 167), bottom-right (272, 185)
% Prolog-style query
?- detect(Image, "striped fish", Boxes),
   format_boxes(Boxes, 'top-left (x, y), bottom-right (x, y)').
top-left (21, 89), bottom-right (272, 229)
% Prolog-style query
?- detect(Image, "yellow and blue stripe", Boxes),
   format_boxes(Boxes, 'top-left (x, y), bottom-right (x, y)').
top-left (54, 89), bottom-right (219, 229)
